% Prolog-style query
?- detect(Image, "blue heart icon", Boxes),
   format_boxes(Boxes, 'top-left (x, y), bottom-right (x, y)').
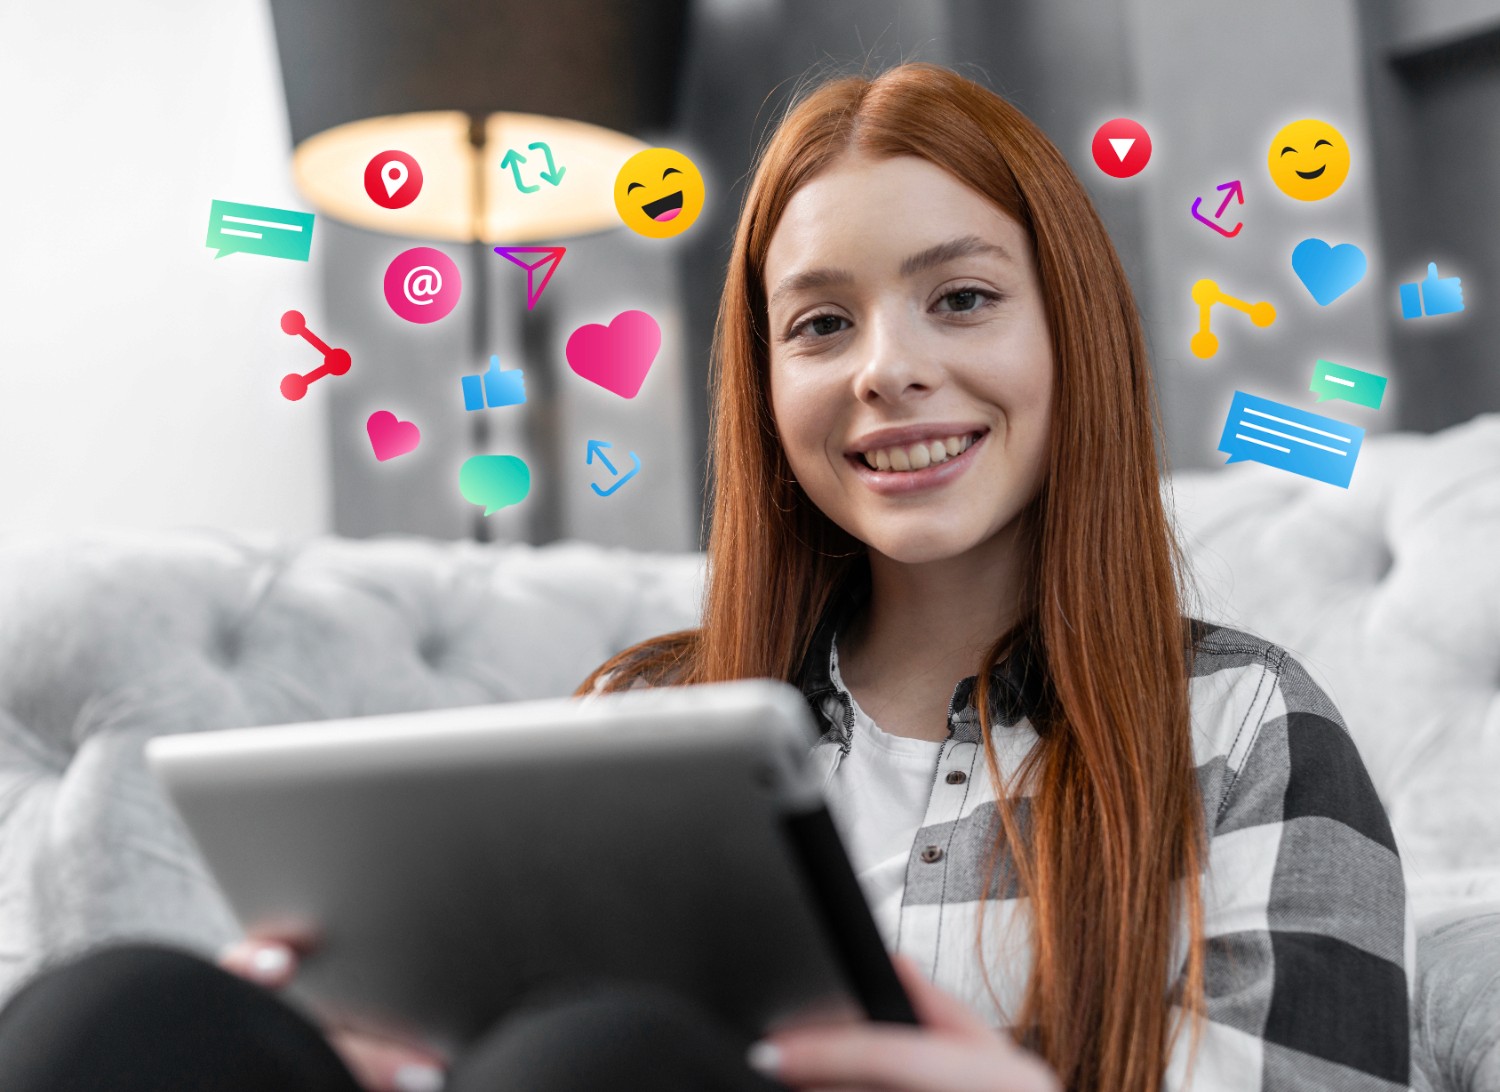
top-left (1292, 238), bottom-right (1367, 306)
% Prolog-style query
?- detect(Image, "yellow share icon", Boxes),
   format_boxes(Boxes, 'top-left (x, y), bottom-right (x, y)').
top-left (1190, 279), bottom-right (1276, 359)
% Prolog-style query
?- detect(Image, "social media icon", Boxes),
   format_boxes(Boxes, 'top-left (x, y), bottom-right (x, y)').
top-left (383, 247), bottom-right (461, 324)
top-left (1217, 391), bottom-right (1364, 488)
top-left (206, 200), bottom-right (314, 261)
top-left (493, 246), bottom-right (565, 310)
top-left (463, 356), bottom-right (526, 410)
top-left (363, 150), bottom-right (423, 209)
top-left (279, 310), bottom-right (351, 400)
top-left (1189, 279), bottom-right (1276, 360)
top-left (1292, 238), bottom-right (1367, 306)
top-left (1267, 119), bottom-right (1349, 202)
top-left (501, 141), bottom-right (566, 194)
top-left (565, 310), bottom-right (661, 399)
top-left (460, 455), bottom-right (530, 515)
top-left (586, 440), bottom-right (641, 497)
top-left (1190, 180), bottom-right (1244, 238)
top-left (613, 148), bottom-right (706, 239)
top-left (1399, 263), bottom-right (1465, 319)
top-left (1090, 118), bottom-right (1151, 179)
top-left (366, 411), bottom-right (421, 461)
top-left (1309, 360), bottom-right (1387, 410)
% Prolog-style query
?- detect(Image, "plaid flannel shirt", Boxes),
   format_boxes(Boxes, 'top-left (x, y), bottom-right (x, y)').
top-left (587, 587), bottom-right (1414, 1089)
top-left (795, 584), bottom-right (1415, 1091)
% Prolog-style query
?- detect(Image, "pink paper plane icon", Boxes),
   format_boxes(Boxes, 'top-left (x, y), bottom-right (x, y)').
top-left (493, 246), bottom-right (566, 310)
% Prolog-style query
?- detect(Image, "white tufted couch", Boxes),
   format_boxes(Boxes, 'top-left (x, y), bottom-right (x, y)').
top-left (0, 414), bottom-right (1496, 1089)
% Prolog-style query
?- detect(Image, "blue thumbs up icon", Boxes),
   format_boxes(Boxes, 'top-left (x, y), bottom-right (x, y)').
top-left (462, 355), bottom-right (526, 410)
top-left (1399, 262), bottom-right (1465, 319)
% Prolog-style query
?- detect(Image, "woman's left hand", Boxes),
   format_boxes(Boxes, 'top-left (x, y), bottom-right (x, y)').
top-left (747, 952), bottom-right (1059, 1092)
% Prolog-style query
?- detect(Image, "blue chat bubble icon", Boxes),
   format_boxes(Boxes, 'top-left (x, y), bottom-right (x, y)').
top-left (205, 199), bottom-right (315, 261)
top-left (1217, 391), bottom-right (1364, 489)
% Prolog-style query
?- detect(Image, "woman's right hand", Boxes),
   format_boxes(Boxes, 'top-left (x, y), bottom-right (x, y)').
top-left (219, 934), bottom-right (448, 1092)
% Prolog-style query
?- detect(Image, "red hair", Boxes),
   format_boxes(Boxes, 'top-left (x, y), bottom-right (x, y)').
top-left (576, 62), bottom-right (1206, 1091)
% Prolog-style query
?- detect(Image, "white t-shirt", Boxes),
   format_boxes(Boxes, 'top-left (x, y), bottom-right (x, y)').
top-left (812, 635), bottom-right (944, 952)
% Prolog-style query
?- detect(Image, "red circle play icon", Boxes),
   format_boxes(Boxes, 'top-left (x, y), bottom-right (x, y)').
top-left (363, 150), bottom-right (423, 209)
top-left (1090, 118), bottom-right (1151, 178)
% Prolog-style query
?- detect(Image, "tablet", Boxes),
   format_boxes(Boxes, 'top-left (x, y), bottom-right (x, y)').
top-left (146, 679), bottom-right (916, 1054)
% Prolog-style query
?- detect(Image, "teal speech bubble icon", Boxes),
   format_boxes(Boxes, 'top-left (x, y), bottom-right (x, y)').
top-left (205, 199), bottom-right (315, 261)
top-left (459, 455), bottom-right (530, 515)
top-left (1310, 359), bottom-right (1388, 409)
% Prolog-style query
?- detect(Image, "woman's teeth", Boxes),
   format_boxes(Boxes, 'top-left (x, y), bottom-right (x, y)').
top-left (860, 433), bottom-right (976, 472)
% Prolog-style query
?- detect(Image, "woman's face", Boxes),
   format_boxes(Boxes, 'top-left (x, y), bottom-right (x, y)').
top-left (765, 152), bottom-right (1054, 567)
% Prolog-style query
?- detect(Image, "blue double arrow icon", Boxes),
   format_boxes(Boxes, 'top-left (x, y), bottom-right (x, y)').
top-left (586, 439), bottom-right (641, 497)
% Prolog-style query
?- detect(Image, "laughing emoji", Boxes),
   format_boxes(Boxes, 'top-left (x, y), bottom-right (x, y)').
top-left (613, 148), bottom-right (705, 239)
top-left (1267, 119), bottom-right (1350, 202)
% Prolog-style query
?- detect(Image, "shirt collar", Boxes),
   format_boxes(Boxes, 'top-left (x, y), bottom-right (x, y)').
top-left (794, 574), bottom-right (1051, 745)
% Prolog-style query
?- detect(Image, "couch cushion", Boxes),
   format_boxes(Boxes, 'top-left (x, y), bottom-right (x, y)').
top-left (1169, 413), bottom-right (1500, 923)
top-left (1412, 908), bottom-right (1500, 1092)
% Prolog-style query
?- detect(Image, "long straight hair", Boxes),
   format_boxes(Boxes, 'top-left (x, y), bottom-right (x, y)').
top-left (575, 62), bottom-right (1206, 1091)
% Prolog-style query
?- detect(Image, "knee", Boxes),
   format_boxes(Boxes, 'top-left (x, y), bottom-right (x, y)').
top-left (509, 978), bottom-right (724, 1045)
top-left (454, 980), bottom-right (764, 1091)
top-left (2, 942), bottom-right (237, 1030)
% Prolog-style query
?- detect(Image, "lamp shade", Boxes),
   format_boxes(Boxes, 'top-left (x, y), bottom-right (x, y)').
top-left (267, 0), bottom-right (693, 146)
top-left (268, 0), bottom-right (690, 240)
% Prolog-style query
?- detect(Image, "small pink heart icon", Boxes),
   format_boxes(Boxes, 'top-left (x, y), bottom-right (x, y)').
top-left (565, 310), bottom-right (661, 399)
top-left (366, 410), bottom-right (421, 461)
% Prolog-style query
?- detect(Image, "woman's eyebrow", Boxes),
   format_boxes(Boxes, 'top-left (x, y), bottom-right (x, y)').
top-left (769, 234), bottom-right (1012, 310)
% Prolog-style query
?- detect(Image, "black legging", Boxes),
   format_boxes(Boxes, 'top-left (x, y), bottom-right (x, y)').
top-left (0, 943), bottom-right (792, 1091)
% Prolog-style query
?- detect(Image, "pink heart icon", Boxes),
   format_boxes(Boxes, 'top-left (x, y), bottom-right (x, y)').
top-left (366, 411), bottom-right (421, 461)
top-left (565, 310), bottom-right (661, 399)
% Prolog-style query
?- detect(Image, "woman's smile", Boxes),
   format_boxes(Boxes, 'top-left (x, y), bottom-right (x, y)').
top-left (844, 428), bottom-right (989, 496)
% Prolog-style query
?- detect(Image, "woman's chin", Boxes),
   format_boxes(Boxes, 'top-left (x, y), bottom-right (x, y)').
top-left (862, 529), bottom-right (985, 567)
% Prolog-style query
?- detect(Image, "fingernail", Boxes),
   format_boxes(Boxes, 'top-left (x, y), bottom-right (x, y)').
top-left (248, 945), bottom-right (291, 980)
top-left (745, 1039), bottom-right (781, 1077)
top-left (393, 1063), bottom-right (445, 1092)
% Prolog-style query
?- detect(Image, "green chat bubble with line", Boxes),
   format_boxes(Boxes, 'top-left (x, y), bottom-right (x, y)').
top-left (460, 455), bottom-right (530, 515)
top-left (1310, 359), bottom-right (1387, 409)
top-left (205, 199), bottom-right (315, 261)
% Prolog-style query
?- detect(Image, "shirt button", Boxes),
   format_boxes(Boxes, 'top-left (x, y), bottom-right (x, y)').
top-left (920, 844), bottom-right (944, 863)
top-left (945, 770), bottom-right (967, 785)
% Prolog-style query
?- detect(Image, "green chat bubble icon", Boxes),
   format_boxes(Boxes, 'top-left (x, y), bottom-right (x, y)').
top-left (460, 455), bottom-right (530, 515)
top-left (205, 199), bottom-right (315, 261)
top-left (1309, 359), bottom-right (1387, 409)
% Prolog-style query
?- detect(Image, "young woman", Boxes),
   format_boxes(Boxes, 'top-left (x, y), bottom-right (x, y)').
top-left (0, 62), bottom-right (1410, 1092)
top-left (575, 60), bottom-right (1414, 1092)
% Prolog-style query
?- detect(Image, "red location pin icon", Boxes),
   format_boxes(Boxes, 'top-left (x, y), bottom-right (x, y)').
top-left (364, 150), bottom-right (423, 209)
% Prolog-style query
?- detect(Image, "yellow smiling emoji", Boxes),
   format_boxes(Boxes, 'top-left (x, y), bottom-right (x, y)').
top-left (613, 147), bottom-right (705, 239)
top-left (1267, 119), bottom-right (1350, 202)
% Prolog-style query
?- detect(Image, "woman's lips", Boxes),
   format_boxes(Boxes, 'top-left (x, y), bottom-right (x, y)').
top-left (844, 431), bottom-right (987, 496)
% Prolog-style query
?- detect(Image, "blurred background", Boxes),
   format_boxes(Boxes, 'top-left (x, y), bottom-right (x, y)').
top-left (1, 0), bottom-right (1495, 552)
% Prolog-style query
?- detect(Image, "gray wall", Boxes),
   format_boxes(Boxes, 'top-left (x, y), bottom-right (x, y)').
top-left (1360, 5), bottom-right (1500, 433)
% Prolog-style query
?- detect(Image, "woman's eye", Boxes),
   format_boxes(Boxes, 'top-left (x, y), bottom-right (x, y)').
top-left (935, 287), bottom-right (996, 313)
top-left (786, 313), bottom-right (850, 341)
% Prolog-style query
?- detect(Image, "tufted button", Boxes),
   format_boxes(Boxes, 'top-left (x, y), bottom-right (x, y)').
top-left (416, 633), bottom-right (448, 667)
top-left (919, 844), bottom-right (944, 863)
top-left (945, 769), bottom-right (967, 785)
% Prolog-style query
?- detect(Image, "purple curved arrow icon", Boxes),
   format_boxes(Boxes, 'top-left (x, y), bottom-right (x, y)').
top-left (1191, 180), bottom-right (1244, 238)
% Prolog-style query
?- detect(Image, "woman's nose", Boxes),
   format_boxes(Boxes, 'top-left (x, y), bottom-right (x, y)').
top-left (854, 311), bottom-right (943, 404)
